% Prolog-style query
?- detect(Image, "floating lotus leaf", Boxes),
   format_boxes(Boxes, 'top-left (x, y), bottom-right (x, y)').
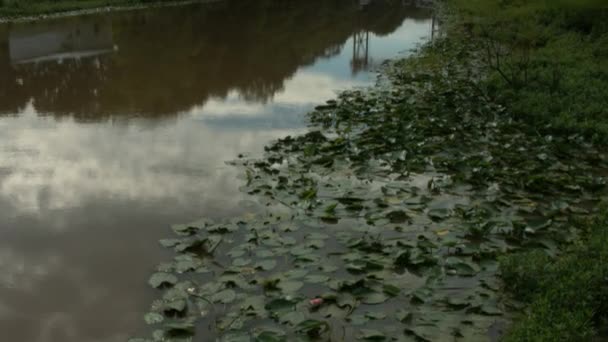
top-left (359, 329), bottom-right (386, 341)
top-left (212, 289), bottom-right (237, 304)
top-left (148, 272), bottom-right (178, 289)
top-left (255, 330), bottom-right (286, 342)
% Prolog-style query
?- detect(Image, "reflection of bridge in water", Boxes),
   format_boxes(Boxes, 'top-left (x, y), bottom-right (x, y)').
top-left (351, 0), bottom-right (436, 74)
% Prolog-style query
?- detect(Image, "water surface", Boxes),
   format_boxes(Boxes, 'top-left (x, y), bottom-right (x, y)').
top-left (0, 1), bottom-right (432, 341)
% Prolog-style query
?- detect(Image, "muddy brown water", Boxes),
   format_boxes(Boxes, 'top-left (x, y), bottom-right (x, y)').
top-left (0, 1), bottom-right (432, 341)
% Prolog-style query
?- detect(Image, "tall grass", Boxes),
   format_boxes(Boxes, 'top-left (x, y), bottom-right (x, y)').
top-left (444, 1), bottom-right (608, 339)
top-left (449, 0), bottom-right (608, 141)
top-left (499, 210), bottom-right (608, 341)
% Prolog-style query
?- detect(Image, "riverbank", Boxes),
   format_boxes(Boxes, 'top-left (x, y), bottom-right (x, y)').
top-left (450, 0), bottom-right (608, 141)
top-left (0, 0), bottom-right (207, 21)
top-left (445, 0), bottom-right (608, 339)
top-left (134, 1), bottom-right (608, 341)
top-left (499, 211), bottom-right (608, 341)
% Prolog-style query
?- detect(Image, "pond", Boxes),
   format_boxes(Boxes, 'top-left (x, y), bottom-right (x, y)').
top-left (0, 1), bottom-right (433, 341)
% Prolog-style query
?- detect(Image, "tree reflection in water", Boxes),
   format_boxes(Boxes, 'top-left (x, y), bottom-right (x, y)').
top-left (0, 0), bottom-right (431, 120)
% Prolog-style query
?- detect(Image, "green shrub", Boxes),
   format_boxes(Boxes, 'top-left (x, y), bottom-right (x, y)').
top-left (499, 250), bottom-right (551, 302)
top-left (448, 0), bottom-right (608, 140)
top-left (500, 210), bottom-right (608, 341)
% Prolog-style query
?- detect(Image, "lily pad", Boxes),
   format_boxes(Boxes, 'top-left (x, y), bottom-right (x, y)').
top-left (295, 319), bottom-right (329, 336)
top-left (144, 312), bottom-right (164, 325)
top-left (149, 272), bottom-right (178, 289)
top-left (428, 208), bottom-right (451, 221)
top-left (255, 330), bottom-right (286, 342)
top-left (359, 329), bottom-right (386, 341)
top-left (255, 259), bottom-right (278, 271)
top-left (164, 321), bottom-right (195, 337)
top-left (365, 312), bottom-right (387, 320)
top-left (386, 210), bottom-right (409, 223)
top-left (362, 292), bottom-right (389, 305)
top-left (280, 311), bottom-right (306, 325)
top-left (211, 289), bottom-right (237, 304)
top-left (277, 280), bottom-right (304, 293)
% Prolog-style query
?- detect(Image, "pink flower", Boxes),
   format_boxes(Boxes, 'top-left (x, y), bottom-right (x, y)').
top-left (309, 298), bottom-right (324, 307)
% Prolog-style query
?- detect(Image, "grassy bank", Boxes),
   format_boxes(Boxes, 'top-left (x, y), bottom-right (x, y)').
top-left (443, 0), bottom-right (608, 340)
top-left (449, 0), bottom-right (608, 141)
top-left (0, 0), bottom-right (189, 18)
top-left (499, 212), bottom-right (608, 341)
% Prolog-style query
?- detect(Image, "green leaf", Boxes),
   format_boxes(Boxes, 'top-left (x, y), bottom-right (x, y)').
top-left (159, 239), bottom-right (181, 248)
top-left (480, 304), bottom-right (503, 316)
top-left (364, 312), bottom-right (387, 320)
top-left (404, 325), bottom-right (436, 342)
top-left (173, 255), bottom-right (203, 273)
top-left (307, 240), bottom-right (325, 249)
top-left (447, 296), bottom-right (471, 309)
top-left (383, 284), bottom-right (400, 297)
top-left (164, 299), bottom-right (187, 313)
top-left (347, 314), bottom-right (369, 325)
top-left (324, 203), bottom-right (338, 214)
top-left (278, 280), bottom-right (304, 293)
top-left (144, 312), bottom-right (164, 325)
top-left (445, 257), bottom-right (480, 276)
top-left (386, 210), bottom-right (409, 223)
top-left (255, 259), bottom-right (278, 271)
top-left (362, 292), bottom-right (389, 305)
top-left (149, 272), bottom-right (178, 289)
top-left (255, 330), bottom-right (286, 342)
top-left (300, 188), bottom-right (317, 200)
top-left (320, 304), bottom-right (348, 319)
top-left (265, 298), bottom-right (297, 311)
top-left (428, 208), bottom-right (451, 221)
top-left (307, 233), bottom-right (330, 240)
top-left (280, 311), bottom-right (306, 325)
top-left (283, 269), bottom-right (309, 278)
top-left (396, 309), bottom-right (412, 323)
top-left (295, 319), bottom-right (329, 335)
top-left (241, 296), bottom-right (266, 317)
top-left (411, 287), bottom-right (433, 304)
top-left (233, 258), bottom-right (252, 267)
top-left (222, 332), bottom-right (251, 342)
top-left (171, 223), bottom-right (200, 236)
top-left (305, 274), bottom-right (330, 283)
top-left (211, 289), bottom-right (237, 304)
top-left (359, 329), bottom-right (386, 341)
top-left (164, 321), bottom-right (195, 337)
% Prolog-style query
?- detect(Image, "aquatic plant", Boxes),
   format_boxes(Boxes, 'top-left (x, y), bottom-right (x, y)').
top-left (130, 26), bottom-right (607, 341)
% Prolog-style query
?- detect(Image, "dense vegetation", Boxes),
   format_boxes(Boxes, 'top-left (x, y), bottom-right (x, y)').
top-left (446, 0), bottom-right (608, 340)
top-left (0, 0), bottom-right (184, 17)
top-left (499, 212), bottom-right (608, 341)
top-left (451, 0), bottom-right (608, 140)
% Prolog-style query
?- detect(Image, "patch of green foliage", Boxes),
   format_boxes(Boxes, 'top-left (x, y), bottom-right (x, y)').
top-left (499, 209), bottom-right (608, 341)
top-left (447, 1), bottom-right (608, 339)
top-left (0, 0), bottom-right (184, 18)
top-left (448, 0), bottom-right (608, 141)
